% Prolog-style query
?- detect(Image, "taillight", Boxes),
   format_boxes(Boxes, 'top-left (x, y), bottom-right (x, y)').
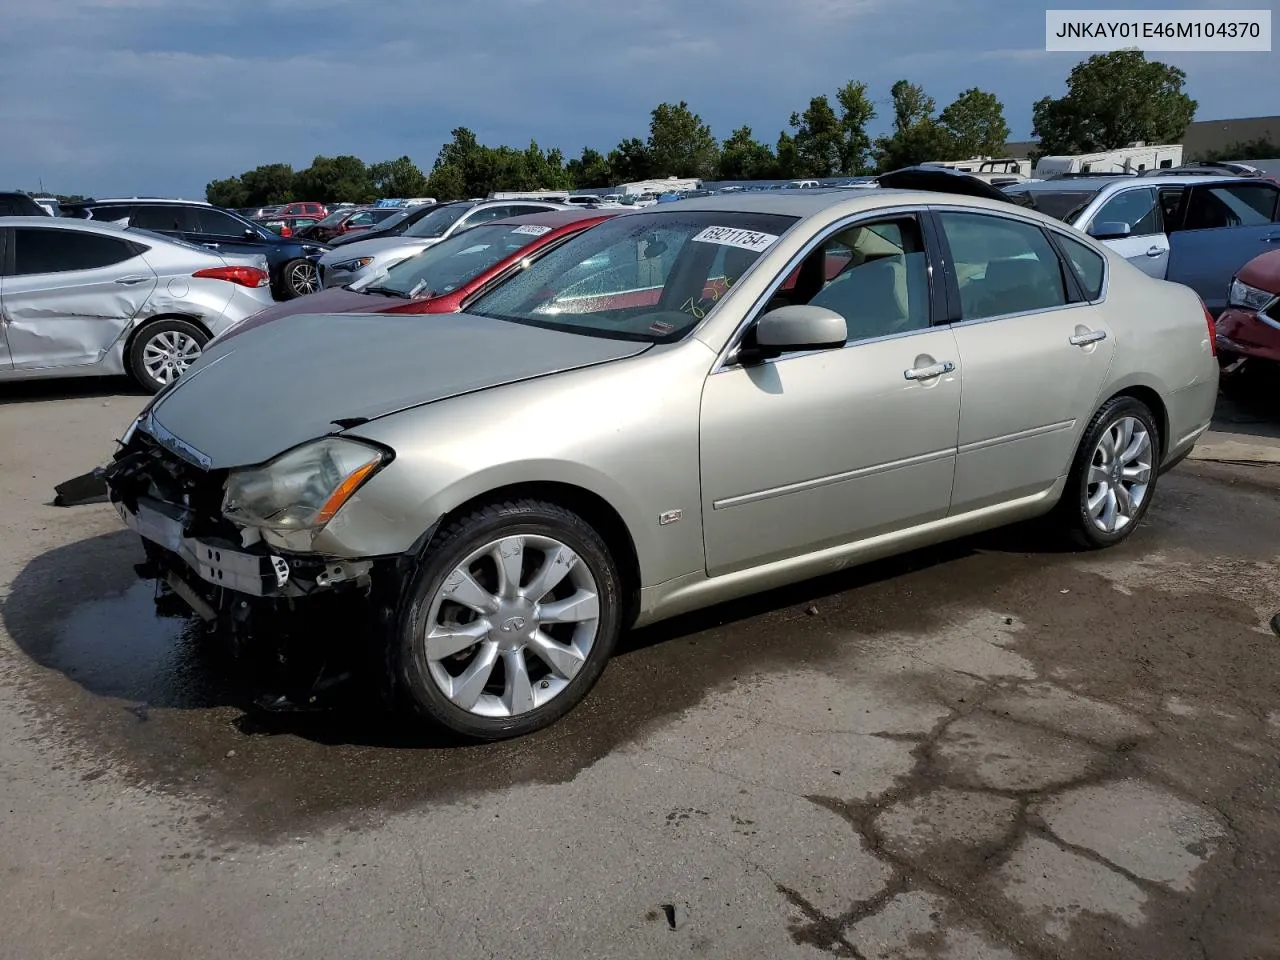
top-left (1203, 301), bottom-right (1217, 357)
top-left (193, 265), bottom-right (270, 288)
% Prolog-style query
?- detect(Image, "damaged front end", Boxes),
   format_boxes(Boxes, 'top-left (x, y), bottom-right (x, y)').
top-left (103, 425), bottom-right (406, 709)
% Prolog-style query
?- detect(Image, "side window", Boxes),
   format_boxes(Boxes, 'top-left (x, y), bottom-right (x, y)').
top-left (13, 228), bottom-right (139, 276)
top-left (1182, 184), bottom-right (1279, 231)
top-left (1158, 187), bottom-right (1185, 231)
top-left (131, 205), bottom-right (187, 232)
top-left (937, 212), bottom-right (1069, 321)
top-left (92, 205), bottom-right (135, 226)
top-left (1055, 234), bottom-right (1106, 301)
top-left (345, 212), bottom-right (374, 227)
top-left (1091, 188), bottom-right (1162, 236)
top-left (770, 217), bottom-right (931, 343)
top-left (195, 208), bottom-right (250, 237)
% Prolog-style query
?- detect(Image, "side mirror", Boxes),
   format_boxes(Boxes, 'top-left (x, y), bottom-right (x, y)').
top-left (747, 305), bottom-right (847, 361)
top-left (1088, 221), bottom-right (1132, 240)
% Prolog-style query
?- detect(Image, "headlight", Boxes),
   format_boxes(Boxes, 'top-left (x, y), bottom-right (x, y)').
top-left (1228, 277), bottom-right (1278, 312)
top-left (222, 438), bottom-right (387, 539)
top-left (332, 256), bottom-right (375, 272)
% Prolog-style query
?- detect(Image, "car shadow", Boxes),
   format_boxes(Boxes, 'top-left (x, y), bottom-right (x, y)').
top-left (0, 376), bottom-right (144, 406)
top-left (1213, 382), bottom-right (1280, 436)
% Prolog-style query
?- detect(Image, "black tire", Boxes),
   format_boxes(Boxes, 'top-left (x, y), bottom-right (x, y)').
top-left (280, 258), bottom-right (319, 299)
top-left (1058, 396), bottom-right (1161, 549)
top-left (127, 318), bottom-right (209, 394)
top-left (394, 499), bottom-right (622, 740)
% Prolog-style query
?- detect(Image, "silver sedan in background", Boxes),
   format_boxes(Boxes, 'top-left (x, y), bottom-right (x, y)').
top-left (105, 183), bottom-right (1218, 739)
top-left (318, 199), bottom-right (567, 290)
top-left (0, 217), bottom-right (274, 392)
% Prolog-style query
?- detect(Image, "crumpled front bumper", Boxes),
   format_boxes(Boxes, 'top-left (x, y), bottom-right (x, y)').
top-left (116, 496), bottom-right (293, 597)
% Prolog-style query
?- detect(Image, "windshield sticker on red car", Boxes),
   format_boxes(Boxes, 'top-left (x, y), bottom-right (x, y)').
top-left (691, 226), bottom-right (779, 252)
top-left (511, 224), bottom-right (552, 236)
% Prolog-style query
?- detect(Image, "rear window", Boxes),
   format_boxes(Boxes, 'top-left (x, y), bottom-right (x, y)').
top-left (1003, 189), bottom-right (1099, 224)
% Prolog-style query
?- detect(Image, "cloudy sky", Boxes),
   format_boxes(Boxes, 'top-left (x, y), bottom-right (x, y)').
top-left (1, 0), bottom-right (1275, 197)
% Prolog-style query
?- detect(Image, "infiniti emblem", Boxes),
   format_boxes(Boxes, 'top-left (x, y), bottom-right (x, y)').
top-left (501, 616), bottom-right (527, 632)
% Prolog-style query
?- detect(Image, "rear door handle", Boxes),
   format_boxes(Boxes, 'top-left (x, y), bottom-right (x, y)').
top-left (1145, 246), bottom-right (1164, 257)
top-left (1069, 330), bottom-right (1108, 346)
top-left (114, 276), bottom-right (151, 285)
top-left (904, 360), bottom-right (955, 381)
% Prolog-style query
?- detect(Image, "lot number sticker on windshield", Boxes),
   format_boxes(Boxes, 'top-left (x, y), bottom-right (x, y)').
top-left (511, 224), bottom-right (552, 236)
top-left (692, 226), bottom-right (779, 252)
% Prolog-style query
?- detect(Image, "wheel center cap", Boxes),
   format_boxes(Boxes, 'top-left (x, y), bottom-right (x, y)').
top-left (494, 598), bottom-right (536, 648)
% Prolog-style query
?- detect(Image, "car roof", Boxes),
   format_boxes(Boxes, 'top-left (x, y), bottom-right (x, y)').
top-left (65, 197), bottom-right (213, 206)
top-left (1008, 173), bottom-right (1249, 194)
top-left (0, 215), bottom-right (132, 233)
top-left (489, 208), bottom-right (623, 229)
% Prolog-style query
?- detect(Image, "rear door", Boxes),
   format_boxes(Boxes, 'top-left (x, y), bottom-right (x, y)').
top-left (938, 209), bottom-right (1114, 513)
top-left (1, 226), bottom-right (157, 369)
top-left (1083, 186), bottom-right (1169, 278)
top-left (1166, 181), bottom-right (1280, 312)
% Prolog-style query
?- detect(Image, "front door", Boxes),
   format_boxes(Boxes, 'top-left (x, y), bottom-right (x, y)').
top-left (1166, 181), bottom-right (1280, 313)
top-left (1085, 186), bottom-right (1169, 279)
top-left (2, 226), bottom-right (157, 369)
top-left (936, 210), bottom-right (1115, 513)
top-left (700, 213), bottom-right (962, 576)
top-left (187, 206), bottom-right (269, 259)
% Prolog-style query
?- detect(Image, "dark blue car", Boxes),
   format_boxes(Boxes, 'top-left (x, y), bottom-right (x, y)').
top-left (62, 199), bottom-right (331, 300)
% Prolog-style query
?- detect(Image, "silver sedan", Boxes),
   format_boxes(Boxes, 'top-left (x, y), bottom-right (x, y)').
top-left (0, 217), bottom-right (274, 391)
top-left (105, 186), bottom-right (1218, 738)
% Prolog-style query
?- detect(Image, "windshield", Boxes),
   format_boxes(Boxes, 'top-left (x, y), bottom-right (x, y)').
top-left (368, 222), bottom-right (564, 298)
top-left (315, 208), bottom-right (355, 227)
top-left (1003, 188), bottom-right (1099, 223)
top-left (466, 210), bottom-right (798, 343)
top-left (406, 202), bottom-right (477, 238)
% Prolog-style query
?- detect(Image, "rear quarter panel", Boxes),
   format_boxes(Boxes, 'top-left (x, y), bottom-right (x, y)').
top-left (1094, 250), bottom-right (1218, 459)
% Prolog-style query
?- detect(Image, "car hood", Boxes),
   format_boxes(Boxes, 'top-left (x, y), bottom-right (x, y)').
top-left (142, 311), bottom-right (650, 469)
top-left (214, 286), bottom-right (389, 340)
top-left (319, 236), bottom-right (435, 264)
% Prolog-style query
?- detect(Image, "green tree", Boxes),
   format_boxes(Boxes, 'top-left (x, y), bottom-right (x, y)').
top-left (238, 163), bottom-right (295, 205)
top-left (717, 126), bottom-right (776, 180)
top-left (426, 163), bottom-right (467, 201)
top-left (939, 88), bottom-right (1010, 158)
top-left (875, 80), bottom-right (958, 171)
top-left (647, 101), bottom-right (719, 178)
top-left (293, 155), bottom-right (374, 204)
top-left (205, 176), bottom-right (247, 208)
top-left (607, 137), bottom-right (652, 183)
top-left (1032, 51), bottom-right (1197, 155)
top-left (566, 147), bottom-right (613, 188)
top-left (790, 95), bottom-right (844, 178)
top-left (774, 131), bottom-right (803, 179)
top-left (368, 156), bottom-right (429, 197)
top-left (521, 141), bottom-right (572, 190)
top-left (835, 80), bottom-right (877, 175)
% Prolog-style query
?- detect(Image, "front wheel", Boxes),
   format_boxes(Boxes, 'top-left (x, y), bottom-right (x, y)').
top-left (128, 319), bottom-right (209, 393)
top-left (1058, 396), bottom-right (1161, 548)
top-left (280, 258), bottom-right (319, 299)
top-left (394, 499), bottom-right (622, 740)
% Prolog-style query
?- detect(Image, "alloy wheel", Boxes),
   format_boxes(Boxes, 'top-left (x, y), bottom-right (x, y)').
top-left (1086, 415), bottom-right (1153, 533)
top-left (423, 534), bottom-right (600, 719)
top-left (141, 330), bottom-right (202, 385)
top-left (288, 260), bottom-right (319, 296)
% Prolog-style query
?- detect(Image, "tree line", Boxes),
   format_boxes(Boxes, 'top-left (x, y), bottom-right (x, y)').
top-left (205, 52), bottom-right (1206, 207)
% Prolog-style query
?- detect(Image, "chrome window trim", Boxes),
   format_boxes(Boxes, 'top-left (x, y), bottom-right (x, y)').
top-left (712, 203), bottom-right (934, 373)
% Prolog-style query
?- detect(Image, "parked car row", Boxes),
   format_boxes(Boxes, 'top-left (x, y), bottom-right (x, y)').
top-left (96, 168), bottom-right (1220, 741)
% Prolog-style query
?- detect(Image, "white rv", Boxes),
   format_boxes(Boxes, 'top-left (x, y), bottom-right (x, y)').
top-left (1032, 143), bottom-right (1183, 179)
top-left (923, 157), bottom-right (1033, 178)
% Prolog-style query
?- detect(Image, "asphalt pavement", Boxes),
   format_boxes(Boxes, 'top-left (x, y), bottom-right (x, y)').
top-left (2, 378), bottom-right (1279, 960)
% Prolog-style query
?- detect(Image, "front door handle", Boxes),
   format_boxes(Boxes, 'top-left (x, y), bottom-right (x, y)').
top-left (904, 360), bottom-right (955, 381)
top-left (202, 242), bottom-right (220, 250)
top-left (114, 276), bottom-right (151, 285)
top-left (1069, 330), bottom-right (1108, 346)
top-left (1145, 246), bottom-right (1163, 257)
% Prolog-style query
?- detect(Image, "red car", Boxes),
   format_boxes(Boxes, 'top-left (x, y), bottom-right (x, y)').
top-left (255, 214), bottom-right (321, 238)
top-left (1216, 249), bottom-right (1280, 380)
top-left (295, 207), bottom-right (400, 243)
top-left (224, 209), bottom-right (622, 339)
top-left (278, 201), bottom-right (327, 218)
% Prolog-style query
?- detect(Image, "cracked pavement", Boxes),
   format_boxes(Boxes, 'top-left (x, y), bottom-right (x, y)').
top-left (2, 382), bottom-right (1280, 960)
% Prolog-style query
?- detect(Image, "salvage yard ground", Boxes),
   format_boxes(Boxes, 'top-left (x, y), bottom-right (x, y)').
top-left (2, 379), bottom-right (1279, 960)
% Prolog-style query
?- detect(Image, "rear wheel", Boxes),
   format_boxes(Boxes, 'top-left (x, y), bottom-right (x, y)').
top-left (128, 319), bottom-right (208, 393)
top-left (1058, 396), bottom-right (1160, 548)
top-left (394, 499), bottom-right (622, 740)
